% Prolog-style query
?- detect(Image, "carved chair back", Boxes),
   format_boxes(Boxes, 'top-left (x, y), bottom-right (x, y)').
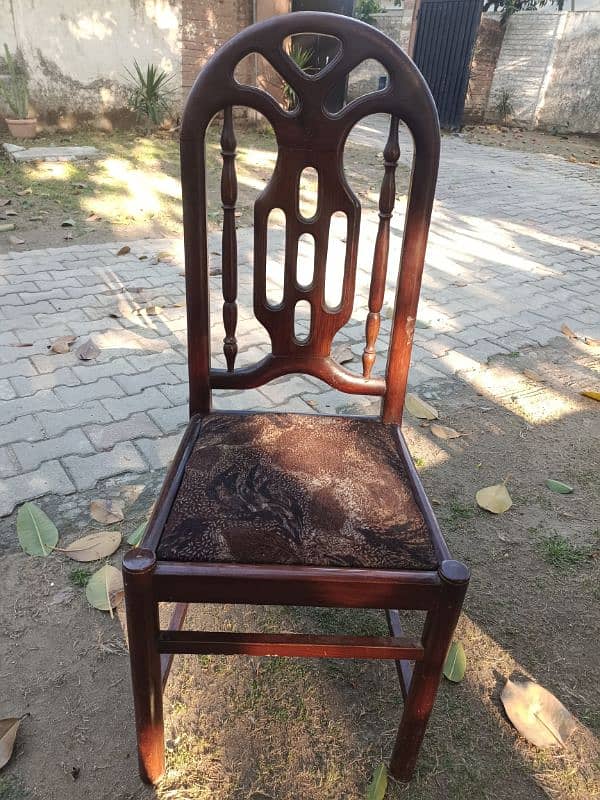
top-left (180, 12), bottom-right (440, 423)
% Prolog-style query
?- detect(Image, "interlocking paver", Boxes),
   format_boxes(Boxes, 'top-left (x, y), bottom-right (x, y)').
top-left (0, 460), bottom-right (75, 516)
top-left (0, 115), bottom-right (598, 515)
top-left (62, 443), bottom-right (147, 491)
top-left (13, 429), bottom-right (95, 472)
top-left (85, 413), bottom-right (162, 451)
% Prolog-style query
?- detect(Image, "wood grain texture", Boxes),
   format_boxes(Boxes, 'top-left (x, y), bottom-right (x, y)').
top-left (180, 11), bottom-right (440, 420)
top-left (123, 13), bottom-right (467, 788)
top-left (363, 116), bottom-right (400, 379)
top-left (220, 106), bottom-right (239, 372)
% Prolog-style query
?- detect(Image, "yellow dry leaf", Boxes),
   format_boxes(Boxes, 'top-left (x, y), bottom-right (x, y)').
top-left (430, 424), bottom-right (463, 440)
top-left (476, 483), bottom-right (512, 514)
top-left (522, 368), bottom-right (546, 383)
top-left (405, 393), bottom-right (439, 420)
top-left (560, 323), bottom-right (577, 340)
top-left (581, 390), bottom-right (600, 402)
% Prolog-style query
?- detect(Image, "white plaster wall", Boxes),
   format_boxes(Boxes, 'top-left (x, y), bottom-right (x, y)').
top-left (485, 11), bottom-right (600, 133)
top-left (0, 0), bottom-right (182, 126)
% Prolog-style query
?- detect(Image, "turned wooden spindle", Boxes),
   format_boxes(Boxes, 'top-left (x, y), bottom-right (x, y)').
top-left (362, 116), bottom-right (400, 379)
top-left (221, 106), bottom-right (238, 372)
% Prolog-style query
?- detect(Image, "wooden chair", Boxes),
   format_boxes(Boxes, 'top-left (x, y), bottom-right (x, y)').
top-left (123, 11), bottom-right (470, 786)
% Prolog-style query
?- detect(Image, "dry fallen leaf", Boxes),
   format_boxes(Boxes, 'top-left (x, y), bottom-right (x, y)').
top-left (476, 483), bottom-right (513, 514)
top-left (60, 531), bottom-right (122, 562)
top-left (7, 234), bottom-right (24, 246)
top-left (583, 336), bottom-right (600, 347)
top-left (581, 390), bottom-right (600, 402)
top-left (522, 368), bottom-right (546, 382)
top-left (560, 323), bottom-right (577, 340)
top-left (61, 218), bottom-right (75, 227)
top-left (116, 245), bottom-right (131, 256)
top-left (90, 499), bottom-right (124, 525)
top-left (0, 222), bottom-right (15, 232)
top-left (0, 715), bottom-right (27, 769)
top-left (16, 188), bottom-right (32, 196)
top-left (501, 678), bottom-right (576, 748)
top-left (76, 339), bottom-right (100, 361)
top-left (405, 393), bottom-right (439, 420)
top-left (50, 334), bottom-right (76, 354)
top-left (144, 305), bottom-right (162, 316)
top-left (430, 424), bottom-right (463, 440)
top-left (157, 250), bottom-right (173, 261)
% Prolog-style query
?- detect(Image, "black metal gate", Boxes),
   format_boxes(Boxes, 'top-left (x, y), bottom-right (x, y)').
top-left (412, 0), bottom-right (482, 129)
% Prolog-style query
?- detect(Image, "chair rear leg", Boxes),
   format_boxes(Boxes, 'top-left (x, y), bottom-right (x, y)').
top-left (390, 560), bottom-right (470, 782)
top-left (123, 549), bottom-right (165, 785)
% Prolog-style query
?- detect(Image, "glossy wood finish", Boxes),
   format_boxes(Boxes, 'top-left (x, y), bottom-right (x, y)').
top-left (158, 631), bottom-right (424, 660)
top-left (220, 106), bottom-right (239, 372)
top-left (124, 12), bottom-right (469, 788)
top-left (180, 11), bottom-right (440, 420)
top-left (363, 115), bottom-right (400, 379)
top-left (386, 608), bottom-right (414, 701)
top-left (160, 602), bottom-right (189, 690)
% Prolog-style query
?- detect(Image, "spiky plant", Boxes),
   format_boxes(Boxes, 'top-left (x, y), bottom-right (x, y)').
top-left (283, 45), bottom-right (314, 110)
top-left (0, 44), bottom-right (29, 119)
top-left (124, 60), bottom-right (175, 129)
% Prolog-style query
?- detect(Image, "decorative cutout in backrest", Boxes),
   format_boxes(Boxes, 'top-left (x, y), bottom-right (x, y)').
top-left (181, 12), bottom-right (440, 423)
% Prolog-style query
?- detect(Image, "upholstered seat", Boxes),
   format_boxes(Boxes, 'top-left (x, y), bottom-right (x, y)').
top-left (157, 413), bottom-right (437, 570)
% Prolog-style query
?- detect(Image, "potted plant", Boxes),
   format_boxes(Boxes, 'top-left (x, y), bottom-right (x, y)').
top-left (0, 44), bottom-right (36, 138)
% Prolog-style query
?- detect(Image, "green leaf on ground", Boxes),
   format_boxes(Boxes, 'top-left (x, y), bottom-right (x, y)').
top-left (366, 763), bottom-right (387, 800)
top-left (85, 565), bottom-right (124, 616)
top-left (443, 641), bottom-right (467, 682)
top-left (127, 523), bottom-right (147, 547)
top-left (16, 502), bottom-right (59, 556)
top-left (545, 479), bottom-right (573, 494)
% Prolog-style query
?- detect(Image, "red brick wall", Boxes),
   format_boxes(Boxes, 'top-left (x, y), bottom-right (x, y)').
top-left (463, 16), bottom-right (504, 124)
top-left (182, 0), bottom-right (254, 96)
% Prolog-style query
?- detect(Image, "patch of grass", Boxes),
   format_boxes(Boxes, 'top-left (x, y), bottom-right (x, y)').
top-left (538, 534), bottom-right (588, 570)
top-left (414, 456), bottom-right (426, 468)
top-left (69, 567), bottom-right (92, 588)
top-left (0, 776), bottom-right (28, 800)
top-left (445, 500), bottom-right (476, 524)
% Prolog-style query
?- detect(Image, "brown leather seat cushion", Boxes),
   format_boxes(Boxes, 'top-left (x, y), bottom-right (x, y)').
top-left (158, 413), bottom-right (437, 570)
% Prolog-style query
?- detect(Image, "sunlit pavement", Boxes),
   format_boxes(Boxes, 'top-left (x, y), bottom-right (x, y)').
top-left (0, 116), bottom-right (598, 515)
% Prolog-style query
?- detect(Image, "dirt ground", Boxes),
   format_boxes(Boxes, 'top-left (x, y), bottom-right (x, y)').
top-left (1, 337), bottom-right (598, 800)
top-left (462, 125), bottom-right (600, 167)
top-left (0, 124), bottom-right (387, 254)
top-left (1, 122), bottom-right (599, 255)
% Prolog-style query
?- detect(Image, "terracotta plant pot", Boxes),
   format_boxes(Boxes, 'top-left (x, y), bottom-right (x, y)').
top-left (6, 117), bottom-right (37, 138)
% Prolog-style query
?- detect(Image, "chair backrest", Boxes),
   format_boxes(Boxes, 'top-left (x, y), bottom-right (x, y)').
top-left (181, 11), bottom-right (440, 424)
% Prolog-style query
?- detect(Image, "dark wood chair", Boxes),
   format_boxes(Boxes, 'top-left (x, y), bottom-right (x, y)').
top-left (123, 11), bottom-right (470, 786)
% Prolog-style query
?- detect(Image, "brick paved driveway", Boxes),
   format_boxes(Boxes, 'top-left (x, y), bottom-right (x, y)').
top-left (1, 117), bottom-right (598, 515)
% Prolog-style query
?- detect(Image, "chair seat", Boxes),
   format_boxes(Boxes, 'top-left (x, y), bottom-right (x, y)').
top-left (157, 412), bottom-right (438, 571)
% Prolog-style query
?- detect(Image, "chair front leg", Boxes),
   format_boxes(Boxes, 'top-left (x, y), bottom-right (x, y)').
top-left (390, 559), bottom-right (470, 782)
top-left (123, 549), bottom-right (165, 785)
